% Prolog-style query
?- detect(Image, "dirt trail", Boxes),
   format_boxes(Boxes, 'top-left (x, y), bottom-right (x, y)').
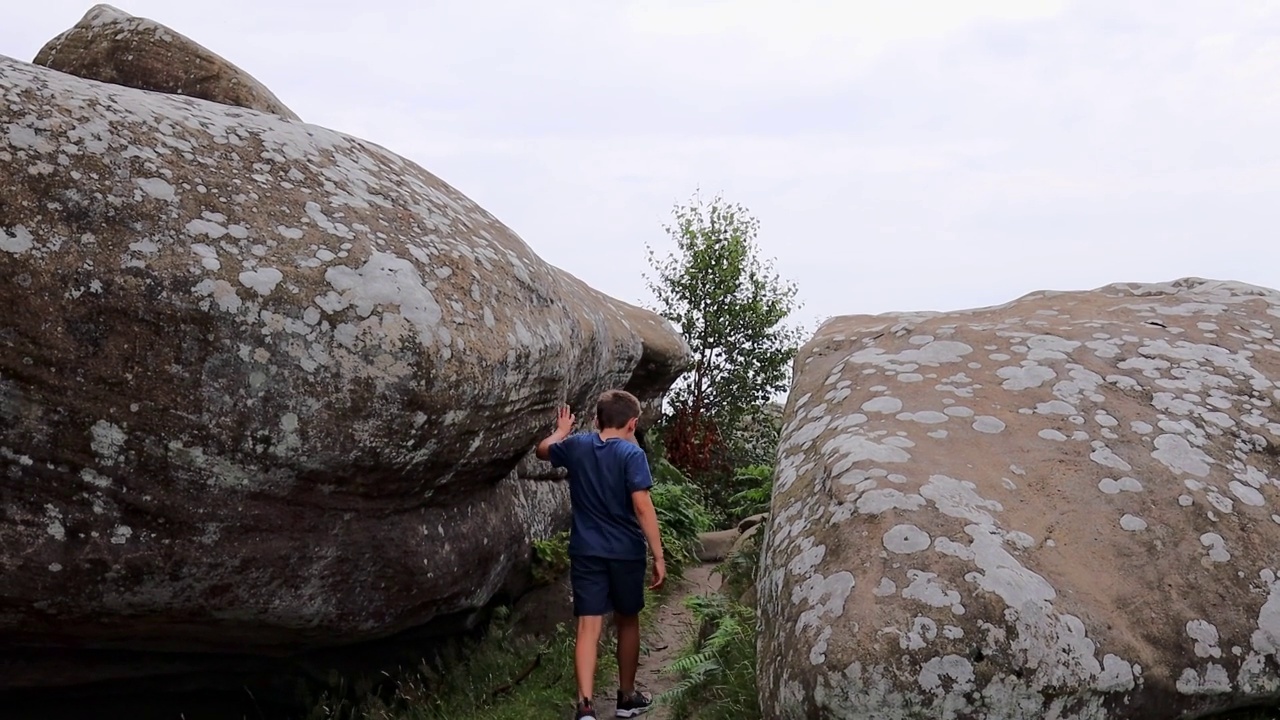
top-left (596, 563), bottom-right (722, 719)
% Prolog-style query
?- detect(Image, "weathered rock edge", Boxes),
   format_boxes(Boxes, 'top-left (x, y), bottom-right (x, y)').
top-left (34, 4), bottom-right (300, 120)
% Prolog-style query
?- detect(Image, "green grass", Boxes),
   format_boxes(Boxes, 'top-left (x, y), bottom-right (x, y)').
top-left (306, 580), bottom-right (687, 720)
top-left (531, 532), bottom-right (571, 586)
top-left (306, 607), bottom-right (616, 720)
top-left (303, 464), bottom-right (716, 720)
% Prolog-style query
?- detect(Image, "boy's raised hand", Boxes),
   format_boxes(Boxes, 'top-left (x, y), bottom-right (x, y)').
top-left (556, 405), bottom-right (575, 435)
top-left (536, 405), bottom-right (575, 462)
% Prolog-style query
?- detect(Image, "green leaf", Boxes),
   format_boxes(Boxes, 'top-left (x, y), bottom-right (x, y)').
top-left (644, 192), bottom-right (803, 437)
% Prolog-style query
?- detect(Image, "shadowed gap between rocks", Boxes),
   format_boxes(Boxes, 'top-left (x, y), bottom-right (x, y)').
top-left (0, 585), bottom-right (573, 720)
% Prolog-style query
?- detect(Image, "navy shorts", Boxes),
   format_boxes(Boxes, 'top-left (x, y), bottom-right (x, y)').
top-left (570, 555), bottom-right (647, 617)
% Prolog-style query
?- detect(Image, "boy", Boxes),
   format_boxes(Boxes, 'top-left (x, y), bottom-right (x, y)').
top-left (536, 389), bottom-right (666, 720)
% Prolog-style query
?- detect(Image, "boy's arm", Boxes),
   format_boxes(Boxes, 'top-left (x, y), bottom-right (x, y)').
top-left (625, 449), bottom-right (666, 590)
top-left (631, 490), bottom-right (666, 590)
top-left (535, 405), bottom-right (575, 463)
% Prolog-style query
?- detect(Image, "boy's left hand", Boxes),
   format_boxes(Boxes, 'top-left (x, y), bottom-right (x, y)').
top-left (649, 556), bottom-right (666, 591)
top-left (556, 405), bottom-right (575, 435)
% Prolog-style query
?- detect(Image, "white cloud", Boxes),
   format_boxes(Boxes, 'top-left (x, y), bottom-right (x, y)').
top-left (2, 0), bottom-right (1278, 326)
top-left (627, 0), bottom-right (1068, 50)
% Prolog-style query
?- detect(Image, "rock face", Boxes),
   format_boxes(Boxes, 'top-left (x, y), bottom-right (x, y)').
top-left (0, 52), bottom-right (687, 691)
top-left (34, 4), bottom-right (300, 120)
top-left (759, 279), bottom-right (1280, 719)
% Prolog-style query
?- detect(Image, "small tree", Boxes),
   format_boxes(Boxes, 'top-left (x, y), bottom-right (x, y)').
top-left (645, 193), bottom-right (803, 483)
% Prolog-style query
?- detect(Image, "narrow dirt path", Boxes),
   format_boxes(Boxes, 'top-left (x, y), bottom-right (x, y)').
top-left (596, 563), bottom-right (721, 719)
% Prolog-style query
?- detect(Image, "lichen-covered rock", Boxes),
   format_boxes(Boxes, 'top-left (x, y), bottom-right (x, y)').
top-left (0, 55), bottom-right (687, 688)
top-left (34, 4), bottom-right (300, 120)
top-left (759, 279), bottom-right (1280, 719)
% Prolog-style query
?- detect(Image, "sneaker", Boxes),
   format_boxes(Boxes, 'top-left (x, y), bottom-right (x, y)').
top-left (615, 689), bottom-right (652, 717)
top-left (575, 698), bottom-right (598, 719)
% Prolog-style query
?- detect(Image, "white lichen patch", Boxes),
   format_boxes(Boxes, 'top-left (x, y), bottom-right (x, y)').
top-left (793, 571), bottom-right (855, 633)
top-left (972, 416), bottom-right (1006, 434)
top-left (1200, 533), bottom-right (1231, 563)
top-left (1229, 481), bottom-right (1266, 507)
top-left (1177, 664), bottom-right (1232, 695)
top-left (44, 505), bottom-right (65, 541)
top-left (1119, 514), bottom-right (1148, 532)
top-left (883, 524), bottom-right (932, 554)
top-left (847, 340), bottom-right (975, 368)
top-left (193, 278), bottom-right (242, 312)
top-left (81, 468), bottom-right (112, 488)
top-left (901, 570), bottom-right (965, 615)
top-left (1090, 444), bottom-right (1133, 472)
top-left (1152, 434), bottom-right (1213, 477)
top-left (918, 654), bottom-right (975, 694)
top-left (1099, 477), bottom-right (1143, 494)
top-left (863, 397), bottom-right (903, 414)
top-left (1187, 620), bottom-right (1223, 659)
top-left (89, 420), bottom-right (126, 466)
top-left (322, 251), bottom-right (443, 346)
top-left (239, 267), bottom-right (284, 296)
top-left (920, 475), bottom-right (1002, 525)
top-left (857, 488), bottom-right (927, 515)
top-left (110, 525), bottom-right (133, 545)
top-left (998, 364), bottom-right (1057, 390)
top-left (1096, 654), bottom-right (1137, 692)
top-left (898, 411), bottom-right (950, 425)
top-left (1, 225), bottom-right (35, 254)
top-left (135, 177), bottom-right (176, 201)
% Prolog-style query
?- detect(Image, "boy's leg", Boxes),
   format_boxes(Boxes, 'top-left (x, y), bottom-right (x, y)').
top-left (615, 612), bottom-right (641, 694)
top-left (571, 556), bottom-right (613, 704)
top-left (576, 616), bottom-right (604, 702)
top-left (609, 559), bottom-right (649, 700)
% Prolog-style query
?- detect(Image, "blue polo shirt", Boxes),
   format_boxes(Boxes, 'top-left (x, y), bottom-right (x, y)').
top-left (549, 433), bottom-right (653, 560)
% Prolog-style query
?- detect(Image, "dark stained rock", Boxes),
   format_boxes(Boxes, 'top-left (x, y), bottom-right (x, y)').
top-left (0, 51), bottom-right (688, 690)
top-left (34, 4), bottom-right (300, 120)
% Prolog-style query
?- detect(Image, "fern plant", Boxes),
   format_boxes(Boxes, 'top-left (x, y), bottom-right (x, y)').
top-left (660, 594), bottom-right (761, 720)
top-left (726, 465), bottom-right (773, 522)
top-left (650, 475), bottom-right (714, 579)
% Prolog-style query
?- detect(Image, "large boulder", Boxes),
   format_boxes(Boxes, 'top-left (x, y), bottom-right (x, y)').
top-left (34, 4), bottom-right (300, 120)
top-left (759, 279), bottom-right (1280, 719)
top-left (0, 52), bottom-right (687, 691)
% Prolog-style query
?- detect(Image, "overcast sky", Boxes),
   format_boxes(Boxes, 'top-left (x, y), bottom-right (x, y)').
top-left (5, 1), bottom-right (1279, 329)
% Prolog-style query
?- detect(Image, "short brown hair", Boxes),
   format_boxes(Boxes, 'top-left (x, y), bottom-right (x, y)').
top-left (596, 389), bottom-right (642, 430)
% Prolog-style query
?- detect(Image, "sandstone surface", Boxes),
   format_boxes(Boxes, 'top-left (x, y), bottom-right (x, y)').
top-left (759, 279), bottom-right (1280, 719)
top-left (0, 52), bottom-right (687, 689)
top-left (34, 4), bottom-right (300, 120)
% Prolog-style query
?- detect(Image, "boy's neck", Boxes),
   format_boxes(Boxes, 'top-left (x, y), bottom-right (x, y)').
top-left (598, 428), bottom-right (634, 443)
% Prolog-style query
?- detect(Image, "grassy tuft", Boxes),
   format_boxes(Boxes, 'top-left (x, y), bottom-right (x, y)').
top-left (306, 607), bottom-right (615, 720)
top-left (531, 532), bottom-right (571, 586)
